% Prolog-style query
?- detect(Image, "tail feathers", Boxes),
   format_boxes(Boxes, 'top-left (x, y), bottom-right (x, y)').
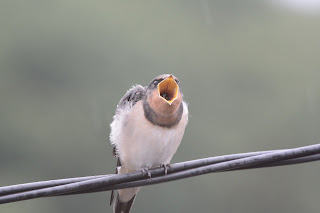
top-left (113, 193), bottom-right (136, 213)
top-left (110, 157), bottom-right (136, 212)
top-left (110, 190), bottom-right (115, 206)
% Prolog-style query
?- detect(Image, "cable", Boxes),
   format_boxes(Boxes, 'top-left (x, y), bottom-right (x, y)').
top-left (0, 144), bottom-right (319, 204)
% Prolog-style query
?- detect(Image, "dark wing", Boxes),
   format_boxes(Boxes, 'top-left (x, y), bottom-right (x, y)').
top-left (109, 157), bottom-right (121, 206)
top-left (116, 85), bottom-right (146, 112)
top-left (110, 85), bottom-right (145, 208)
top-left (111, 84), bottom-right (146, 156)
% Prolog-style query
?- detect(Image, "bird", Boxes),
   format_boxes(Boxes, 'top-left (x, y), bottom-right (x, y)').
top-left (109, 74), bottom-right (189, 213)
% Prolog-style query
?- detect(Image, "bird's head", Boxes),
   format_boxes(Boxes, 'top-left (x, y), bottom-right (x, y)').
top-left (146, 74), bottom-right (182, 116)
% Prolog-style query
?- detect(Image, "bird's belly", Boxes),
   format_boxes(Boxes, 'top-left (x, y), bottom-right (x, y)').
top-left (119, 125), bottom-right (182, 171)
top-left (113, 101), bottom-right (187, 171)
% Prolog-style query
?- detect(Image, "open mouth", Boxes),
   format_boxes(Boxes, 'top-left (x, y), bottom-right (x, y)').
top-left (157, 75), bottom-right (179, 105)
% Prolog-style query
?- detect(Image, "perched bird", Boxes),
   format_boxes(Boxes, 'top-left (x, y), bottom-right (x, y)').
top-left (109, 74), bottom-right (189, 213)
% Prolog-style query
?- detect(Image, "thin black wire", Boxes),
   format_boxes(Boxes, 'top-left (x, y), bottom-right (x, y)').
top-left (60, 153), bottom-right (320, 196)
top-left (0, 149), bottom-right (275, 196)
top-left (78, 144), bottom-right (320, 193)
top-left (1, 149), bottom-right (288, 197)
top-left (0, 144), bottom-right (319, 204)
top-left (0, 175), bottom-right (110, 196)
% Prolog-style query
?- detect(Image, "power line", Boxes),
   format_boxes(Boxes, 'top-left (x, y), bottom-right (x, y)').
top-left (0, 144), bottom-right (319, 204)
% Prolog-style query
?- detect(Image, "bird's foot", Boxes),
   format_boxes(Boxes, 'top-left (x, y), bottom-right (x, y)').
top-left (141, 168), bottom-right (152, 180)
top-left (160, 164), bottom-right (173, 175)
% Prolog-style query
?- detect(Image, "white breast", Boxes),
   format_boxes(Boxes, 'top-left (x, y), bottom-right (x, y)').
top-left (110, 101), bottom-right (188, 171)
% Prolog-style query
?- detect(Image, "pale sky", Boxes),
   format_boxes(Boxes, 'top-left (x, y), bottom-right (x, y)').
top-left (270, 0), bottom-right (320, 15)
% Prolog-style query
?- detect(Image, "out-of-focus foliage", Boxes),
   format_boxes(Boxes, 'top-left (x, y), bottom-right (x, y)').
top-left (1, 1), bottom-right (320, 212)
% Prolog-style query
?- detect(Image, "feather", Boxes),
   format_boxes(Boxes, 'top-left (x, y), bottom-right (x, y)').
top-left (113, 194), bottom-right (136, 213)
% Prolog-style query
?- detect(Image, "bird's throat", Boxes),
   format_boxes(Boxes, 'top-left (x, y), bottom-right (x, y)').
top-left (143, 99), bottom-right (183, 128)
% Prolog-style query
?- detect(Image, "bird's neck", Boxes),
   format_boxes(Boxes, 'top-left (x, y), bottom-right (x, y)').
top-left (143, 99), bottom-right (183, 128)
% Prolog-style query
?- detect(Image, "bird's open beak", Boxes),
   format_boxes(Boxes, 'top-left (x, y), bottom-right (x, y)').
top-left (157, 75), bottom-right (179, 105)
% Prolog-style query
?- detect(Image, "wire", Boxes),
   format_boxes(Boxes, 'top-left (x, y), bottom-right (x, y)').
top-left (0, 144), bottom-right (319, 204)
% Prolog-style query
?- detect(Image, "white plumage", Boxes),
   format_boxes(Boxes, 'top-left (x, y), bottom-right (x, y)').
top-left (109, 74), bottom-right (188, 212)
top-left (110, 101), bottom-right (188, 171)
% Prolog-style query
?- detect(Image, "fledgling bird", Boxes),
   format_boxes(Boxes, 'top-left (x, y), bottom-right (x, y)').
top-left (109, 74), bottom-right (188, 213)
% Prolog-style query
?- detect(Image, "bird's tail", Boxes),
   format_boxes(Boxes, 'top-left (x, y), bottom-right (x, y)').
top-left (109, 156), bottom-right (138, 213)
top-left (112, 193), bottom-right (136, 213)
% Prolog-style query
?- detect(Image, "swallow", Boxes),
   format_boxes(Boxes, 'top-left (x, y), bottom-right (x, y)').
top-left (109, 74), bottom-right (188, 213)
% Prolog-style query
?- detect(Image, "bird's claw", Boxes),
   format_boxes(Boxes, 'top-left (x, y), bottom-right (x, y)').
top-left (142, 168), bottom-right (152, 180)
top-left (160, 164), bottom-right (173, 175)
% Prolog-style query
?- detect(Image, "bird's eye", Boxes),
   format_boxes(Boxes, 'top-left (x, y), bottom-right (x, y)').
top-left (175, 79), bottom-right (180, 85)
top-left (153, 78), bottom-right (163, 86)
top-left (153, 80), bottom-right (159, 85)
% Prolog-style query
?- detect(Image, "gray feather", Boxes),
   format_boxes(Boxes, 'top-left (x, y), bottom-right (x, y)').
top-left (113, 194), bottom-right (136, 213)
top-left (116, 85), bottom-right (146, 112)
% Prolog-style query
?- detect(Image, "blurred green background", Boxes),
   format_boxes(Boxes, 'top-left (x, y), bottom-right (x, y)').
top-left (1, 1), bottom-right (320, 212)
